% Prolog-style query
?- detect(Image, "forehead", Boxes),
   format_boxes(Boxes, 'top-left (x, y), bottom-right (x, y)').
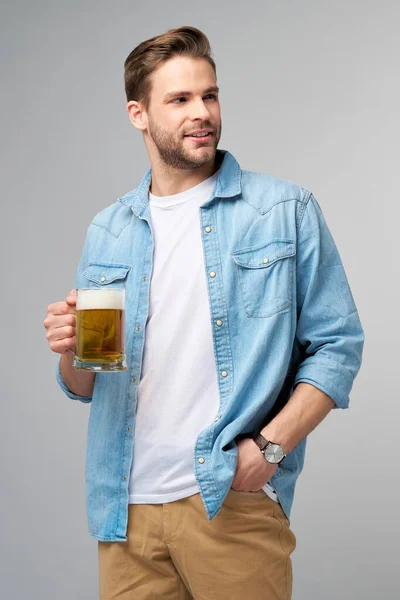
top-left (149, 56), bottom-right (217, 97)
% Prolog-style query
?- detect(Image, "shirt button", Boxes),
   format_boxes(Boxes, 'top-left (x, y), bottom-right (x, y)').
top-left (205, 226), bottom-right (212, 233)
top-left (122, 475), bottom-right (127, 481)
top-left (209, 271), bottom-right (216, 278)
top-left (131, 377), bottom-right (136, 382)
top-left (221, 371), bottom-right (228, 377)
top-left (100, 276), bottom-right (105, 282)
top-left (198, 457), bottom-right (205, 464)
top-left (126, 426), bottom-right (131, 432)
top-left (263, 258), bottom-right (269, 264)
top-left (216, 319), bottom-right (223, 326)
top-left (214, 416), bottom-right (219, 422)
top-left (142, 276), bottom-right (147, 282)
top-left (136, 325), bottom-right (141, 331)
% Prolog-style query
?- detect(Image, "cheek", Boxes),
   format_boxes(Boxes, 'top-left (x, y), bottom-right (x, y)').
top-left (166, 114), bottom-right (186, 136)
top-left (154, 108), bottom-right (182, 131)
top-left (211, 105), bottom-right (221, 124)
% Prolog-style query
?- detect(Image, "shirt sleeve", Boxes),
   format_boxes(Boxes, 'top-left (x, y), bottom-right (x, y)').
top-left (56, 355), bottom-right (93, 403)
top-left (55, 225), bottom-right (95, 404)
top-left (293, 193), bottom-right (365, 409)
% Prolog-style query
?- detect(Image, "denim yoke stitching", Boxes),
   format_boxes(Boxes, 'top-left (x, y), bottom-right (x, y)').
top-left (91, 220), bottom-right (132, 240)
top-left (297, 192), bottom-right (311, 232)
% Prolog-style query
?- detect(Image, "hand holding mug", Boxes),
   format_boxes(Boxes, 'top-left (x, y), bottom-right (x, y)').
top-left (44, 289), bottom-right (77, 355)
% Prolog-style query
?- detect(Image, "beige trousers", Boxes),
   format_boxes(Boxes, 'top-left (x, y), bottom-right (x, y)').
top-left (98, 488), bottom-right (296, 600)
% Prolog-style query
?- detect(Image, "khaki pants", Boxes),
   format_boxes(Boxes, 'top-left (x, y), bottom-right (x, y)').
top-left (98, 488), bottom-right (296, 600)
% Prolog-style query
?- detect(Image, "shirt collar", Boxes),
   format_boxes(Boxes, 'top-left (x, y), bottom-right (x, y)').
top-left (119, 149), bottom-right (242, 216)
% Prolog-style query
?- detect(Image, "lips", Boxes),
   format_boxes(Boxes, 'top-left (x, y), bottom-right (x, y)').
top-left (184, 129), bottom-right (213, 138)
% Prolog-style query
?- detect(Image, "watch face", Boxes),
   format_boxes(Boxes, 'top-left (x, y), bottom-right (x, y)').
top-left (264, 444), bottom-right (285, 464)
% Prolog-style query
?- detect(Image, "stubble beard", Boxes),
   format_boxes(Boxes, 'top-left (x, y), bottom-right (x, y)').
top-left (147, 115), bottom-right (222, 170)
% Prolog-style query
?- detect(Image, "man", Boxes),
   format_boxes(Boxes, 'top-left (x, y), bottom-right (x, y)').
top-left (44, 26), bottom-right (364, 600)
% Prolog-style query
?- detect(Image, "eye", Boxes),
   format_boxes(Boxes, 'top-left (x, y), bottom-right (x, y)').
top-left (204, 94), bottom-right (218, 100)
top-left (171, 97), bottom-right (187, 103)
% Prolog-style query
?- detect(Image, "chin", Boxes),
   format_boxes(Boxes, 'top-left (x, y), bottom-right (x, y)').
top-left (190, 146), bottom-right (216, 162)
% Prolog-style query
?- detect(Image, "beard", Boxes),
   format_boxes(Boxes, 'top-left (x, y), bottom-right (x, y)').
top-left (147, 114), bottom-right (222, 170)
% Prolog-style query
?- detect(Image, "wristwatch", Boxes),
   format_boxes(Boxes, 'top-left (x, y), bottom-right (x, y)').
top-left (253, 433), bottom-right (287, 464)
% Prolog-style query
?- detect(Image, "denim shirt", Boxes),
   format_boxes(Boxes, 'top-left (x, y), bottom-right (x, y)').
top-left (56, 149), bottom-right (364, 542)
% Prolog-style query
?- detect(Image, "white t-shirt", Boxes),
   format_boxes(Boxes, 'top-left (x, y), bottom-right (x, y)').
top-left (128, 171), bottom-right (279, 504)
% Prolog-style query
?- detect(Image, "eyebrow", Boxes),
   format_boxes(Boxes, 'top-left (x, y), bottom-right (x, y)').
top-left (163, 86), bottom-right (219, 102)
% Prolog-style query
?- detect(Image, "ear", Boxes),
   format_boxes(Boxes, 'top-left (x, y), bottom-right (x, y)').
top-left (126, 100), bottom-right (148, 131)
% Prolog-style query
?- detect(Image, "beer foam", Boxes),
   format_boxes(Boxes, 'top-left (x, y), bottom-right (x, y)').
top-left (77, 288), bottom-right (125, 310)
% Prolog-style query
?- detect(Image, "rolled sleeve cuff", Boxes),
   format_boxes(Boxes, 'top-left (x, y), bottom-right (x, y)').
top-left (56, 356), bottom-right (92, 404)
top-left (293, 357), bottom-right (355, 410)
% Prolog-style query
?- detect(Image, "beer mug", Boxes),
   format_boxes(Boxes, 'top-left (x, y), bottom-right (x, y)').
top-left (72, 287), bottom-right (127, 372)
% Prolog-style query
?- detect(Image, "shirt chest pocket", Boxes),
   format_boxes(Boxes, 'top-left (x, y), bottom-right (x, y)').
top-left (81, 263), bottom-right (131, 288)
top-left (232, 239), bottom-right (296, 318)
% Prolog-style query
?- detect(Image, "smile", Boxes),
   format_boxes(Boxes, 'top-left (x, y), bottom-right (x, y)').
top-left (185, 133), bottom-right (212, 142)
top-left (185, 132), bottom-right (213, 140)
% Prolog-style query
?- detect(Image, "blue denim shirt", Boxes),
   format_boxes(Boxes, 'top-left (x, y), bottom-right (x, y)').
top-left (56, 150), bottom-right (364, 542)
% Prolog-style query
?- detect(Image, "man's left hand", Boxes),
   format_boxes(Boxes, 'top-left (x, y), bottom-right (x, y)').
top-left (230, 437), bottom-right (278, 492)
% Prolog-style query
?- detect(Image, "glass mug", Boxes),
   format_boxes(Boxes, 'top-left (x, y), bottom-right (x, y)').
top-left (72, 287), bottom-right (127, 372)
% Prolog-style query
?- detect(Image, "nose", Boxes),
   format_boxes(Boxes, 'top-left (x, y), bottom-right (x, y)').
top-left (189, 97), bottom-right (211, 121)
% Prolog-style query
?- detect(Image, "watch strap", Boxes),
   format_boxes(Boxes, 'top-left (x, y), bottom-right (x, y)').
top-left (253, 432), bottom-right (271, 452)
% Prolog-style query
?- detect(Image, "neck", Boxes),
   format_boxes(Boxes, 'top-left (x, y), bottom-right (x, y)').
top-left (149, 156), bottom-right (218, 197)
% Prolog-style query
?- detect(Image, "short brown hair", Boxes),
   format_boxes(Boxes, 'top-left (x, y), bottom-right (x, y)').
top-left (124, 26), bottom-right (216, 109)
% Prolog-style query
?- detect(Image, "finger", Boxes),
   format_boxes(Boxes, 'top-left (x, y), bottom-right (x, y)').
top-left (66, 290), bottom-right (77, 306)
top-left (49, 336), bottom-right (76, 354)
top-left (47, 301), bottom-right (75, 316)
top-left (48, 325), bottom-right (76, 342)
top-left (48, 314), bottom-right (76, 329)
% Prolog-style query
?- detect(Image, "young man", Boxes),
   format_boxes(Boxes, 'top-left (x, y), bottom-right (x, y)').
top-left (44, 26), bottom-right (364, 600)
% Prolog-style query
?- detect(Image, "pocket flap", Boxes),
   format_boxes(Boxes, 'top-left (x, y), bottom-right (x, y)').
top-left (232, 239), bottom-right (295, 269)
top-left (81, 263), bottom-right (131, 285)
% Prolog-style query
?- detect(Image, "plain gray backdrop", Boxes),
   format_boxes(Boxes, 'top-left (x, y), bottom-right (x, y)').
top-left (1, 1), bottom-right (399, 598)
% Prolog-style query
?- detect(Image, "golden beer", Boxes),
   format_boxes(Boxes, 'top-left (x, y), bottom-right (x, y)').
top-left (73, 288), bottom-right (127, 371)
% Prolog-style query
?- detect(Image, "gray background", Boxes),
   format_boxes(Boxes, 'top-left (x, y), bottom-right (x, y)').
top-left (1, 0), bottom-right (399, 598)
